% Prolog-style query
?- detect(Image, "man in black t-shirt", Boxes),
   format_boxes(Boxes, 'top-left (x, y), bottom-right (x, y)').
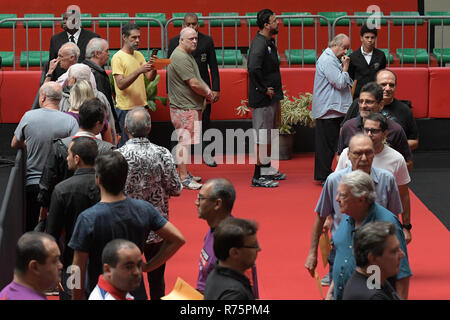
top-left (343, 221), bottom-right (403, 300)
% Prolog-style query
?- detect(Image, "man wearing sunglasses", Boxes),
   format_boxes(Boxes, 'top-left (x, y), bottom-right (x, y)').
top-left (337, 82), bottom-right (412, 171)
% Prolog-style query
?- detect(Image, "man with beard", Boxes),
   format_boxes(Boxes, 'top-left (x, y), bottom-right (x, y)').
top-left (247, 9), bottom-right (285, 188)
top-left (112, 23), bottom-right (157, 147)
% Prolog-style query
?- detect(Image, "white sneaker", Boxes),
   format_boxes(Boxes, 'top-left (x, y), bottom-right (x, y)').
top-left (182, 177), bottom-right (202, 190)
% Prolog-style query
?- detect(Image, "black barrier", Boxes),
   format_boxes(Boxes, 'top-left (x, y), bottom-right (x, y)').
top-left (0, 149), bottom-right (26, 290)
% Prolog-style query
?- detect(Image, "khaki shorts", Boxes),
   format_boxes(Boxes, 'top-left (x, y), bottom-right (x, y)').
top-left (170, 107), bottom-right (202, 145)
top-left (251, 100), bottom-right (280, 144)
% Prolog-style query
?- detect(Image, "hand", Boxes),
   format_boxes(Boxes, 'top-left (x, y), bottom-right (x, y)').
top-left (403, 229), bottom-right (412, 244)
top-left (212, 91), bottom-right (220, 103)
top-left (323, 216), bottom-right (332, 233)
top-left (266, 87), bottom-right (274, 99)
top-left (304, 253), bottom-right (318, 278)
top-left (139, 61), bottom-right (154, 74)
top-left (206, 90), bottom-right (215, 103)
top-left (48, 58), bottom-right (59, 74)
top-left (341, 55), bottom-right (350, 71)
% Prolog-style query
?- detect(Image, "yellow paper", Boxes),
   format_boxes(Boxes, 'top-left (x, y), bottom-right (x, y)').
top-left (314, 270), bottom-right (324, 300)
top-left (152, 58), bottom-right (171, 70)
top-left (161, 277), bottom-right (204, 300)
top-left (319, 232), bottom-right (331, 268)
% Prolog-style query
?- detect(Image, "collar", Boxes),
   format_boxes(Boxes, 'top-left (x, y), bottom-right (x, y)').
top-left (67, 28), bottom-right (81, 42)
top-left (73, 167), bottom-right (96, 176)
top-left (74, 131), bottom-right (97, 138)
top-left (97, 275), bottom-right (132, 300)
top-left (215, 265), bottom-right (251, 287)
top-left (361, 46), bottom-right (373, 56)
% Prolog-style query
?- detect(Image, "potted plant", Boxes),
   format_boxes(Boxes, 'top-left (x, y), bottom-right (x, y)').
top-left (236, 90), bottom-right (315, 159)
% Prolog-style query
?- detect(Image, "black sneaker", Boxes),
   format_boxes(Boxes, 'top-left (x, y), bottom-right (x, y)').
top-left (262, 171), bottom-right (286, 180)
top-left (251, 176), bottom-right (279, 188)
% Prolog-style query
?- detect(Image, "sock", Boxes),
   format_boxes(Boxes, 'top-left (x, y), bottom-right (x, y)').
top-left (253, 165), bottom-right (261, 179)
top-left (260, 162), bottom-right (271, 176)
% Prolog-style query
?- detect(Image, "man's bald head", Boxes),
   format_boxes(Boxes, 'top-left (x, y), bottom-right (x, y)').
top-left (39, 82), bottom-right (62, 103)
top-left (348, 134), bottom-right (375, 174)
top-left (124, 106), bottom-right (151, 138)
top-left (179, 27), bottom-right (198, 53)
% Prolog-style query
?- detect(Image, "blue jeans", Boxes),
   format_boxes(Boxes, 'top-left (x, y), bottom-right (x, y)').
top-left (116, 108), bottom-right (130, 148)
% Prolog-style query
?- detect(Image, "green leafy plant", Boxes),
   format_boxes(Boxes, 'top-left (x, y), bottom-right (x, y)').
top-left (109, 73), bottom-right (167, 112)
top-left (235, 90), bottom-right (315, 134)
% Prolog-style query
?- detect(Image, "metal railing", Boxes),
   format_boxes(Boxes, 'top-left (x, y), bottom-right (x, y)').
top-left (0, 16), bottom-right (165, 70)
top-left (333, 14), bottom-right (450, 67)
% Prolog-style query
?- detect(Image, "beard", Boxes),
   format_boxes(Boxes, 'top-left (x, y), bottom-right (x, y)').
top-left (271, 27), bottom-right (279, 35)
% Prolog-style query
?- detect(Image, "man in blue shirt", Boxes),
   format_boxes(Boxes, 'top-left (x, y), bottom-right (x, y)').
top-left (312, 33), bottom-right (353, 184)
top-left (332, 170), bottom-right (411, 300)
top-left (305, 134), bottom-right (402, 287)
top-left (69, 151), bottom-right (185, 300)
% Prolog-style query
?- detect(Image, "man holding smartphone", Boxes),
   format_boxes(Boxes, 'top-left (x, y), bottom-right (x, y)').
top-left (111, 23), bottom-right (157, 147)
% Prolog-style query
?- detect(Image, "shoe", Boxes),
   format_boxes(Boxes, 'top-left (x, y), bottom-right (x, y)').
top-left (205, 160), bottom-right (217, 167)
top-left (262, 171), bottom-right (286, 180)
top-left (187, 172), bottom-right (202, 182)
top-left (182, 177), bottom-right (202, 190)
top-left (251, 176), bottom-right (279, 188)
top-left (321, 273), bottom-right (331, 286)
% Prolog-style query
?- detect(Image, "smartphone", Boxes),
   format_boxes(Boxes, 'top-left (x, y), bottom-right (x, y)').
top-left (151, 49), bottom-right (158, 57)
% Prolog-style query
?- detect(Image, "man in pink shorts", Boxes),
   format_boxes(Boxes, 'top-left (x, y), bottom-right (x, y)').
top-left (167, 27), bottom-right (214, 190)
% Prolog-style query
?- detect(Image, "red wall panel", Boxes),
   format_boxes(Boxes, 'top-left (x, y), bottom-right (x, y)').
top-left (428, 68), bottom-right (450, 118)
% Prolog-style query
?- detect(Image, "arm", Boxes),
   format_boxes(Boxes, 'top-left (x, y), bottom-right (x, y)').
top-left (186, 78), bottom-right (214, 101)
top-left (321, 56), bottom-right (353, 90)
top-left (46, 189), bottom-right (65, 240)
top-left (398, 184), bottom-right (412, 244)
top-left (305, 213), bottom-right (327, 277)
top-left (408, 139), bottom-right (419, 152)
top-left (71, 250), bottom-right (89, 300)
top-left (142, 221), bottom-right (185, 272)
top-left (206, 37), bottom-right (220, 94)
top-left (395, 276), bottom-right (410, 300)
top-left (113, 62), bottom-right (153, 90)
top-left (11, 135), bottom-right (25, 149)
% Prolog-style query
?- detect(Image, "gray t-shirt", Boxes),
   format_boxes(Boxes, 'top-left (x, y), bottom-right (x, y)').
top-left (14, 108), bottom-right (79, 185)
top-left (167, 47), bottom-right (205, 111)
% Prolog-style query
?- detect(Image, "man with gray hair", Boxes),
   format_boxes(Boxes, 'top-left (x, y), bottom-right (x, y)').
top-left (331, 169), bottom-right (411, 300)
top-left (11, 82), bottom-right (78, 231)
top-left (167, 26), bottom-right (214, 190)
top-left (45, 42), bottom-right (85, 87)
top-left (195, 178), bottom-right (259, 297)
top-left (312, 33), bottom-right (353, 184)
top-left (59, 63), bottom-right (116, 144)
top-left (343, 221), bottom-right (403, 300)
top-left (83, 37), bottom-right (118, 131)
top-left (117, 107), bottom-right (182, 299)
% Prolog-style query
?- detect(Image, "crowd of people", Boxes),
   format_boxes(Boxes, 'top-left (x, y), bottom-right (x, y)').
top-left (1, 6), bottom-right (418, 301)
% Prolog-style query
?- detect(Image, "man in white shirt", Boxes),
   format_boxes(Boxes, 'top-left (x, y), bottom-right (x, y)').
top-left (336, 112), bottom-right (412, 243)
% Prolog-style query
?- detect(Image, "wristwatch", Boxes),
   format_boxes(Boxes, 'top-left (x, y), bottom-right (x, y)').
top-left (402, 223), bottom-right (412, 231)
top-left (45, 73), bottom-right (52, 78)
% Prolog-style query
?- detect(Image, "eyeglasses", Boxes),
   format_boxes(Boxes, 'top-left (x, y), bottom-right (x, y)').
top-left (363, 127), bottom-right (383, 134)
top-left (357, 99), bottom-right (377, 106)
top-left (196, 194), bottom-right (217, 201)
top-left (349, 150), bottom-right (374, 158)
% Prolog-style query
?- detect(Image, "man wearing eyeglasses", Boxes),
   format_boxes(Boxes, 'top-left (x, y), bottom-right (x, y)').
top-left (204, 217), bottom-right (260, 300)
top-left (194, 179), bottom-right (259, 297)
top-left (336, 112), bottom-right (412, 244)
top-left (337, 82), bottom-right (412, 171)
top-left (305, 133), bottom-right (402, 290)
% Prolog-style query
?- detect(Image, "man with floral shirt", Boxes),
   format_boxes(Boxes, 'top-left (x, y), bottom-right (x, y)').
top-left (117, 107), bottom-right (182, 300)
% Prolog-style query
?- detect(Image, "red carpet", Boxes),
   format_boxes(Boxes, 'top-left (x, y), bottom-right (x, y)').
top-left (145, 153), bottom-right (450, 300)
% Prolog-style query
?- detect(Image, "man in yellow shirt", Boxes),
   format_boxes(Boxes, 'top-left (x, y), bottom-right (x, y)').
top-left (112, 23), bottom-right (156, 147)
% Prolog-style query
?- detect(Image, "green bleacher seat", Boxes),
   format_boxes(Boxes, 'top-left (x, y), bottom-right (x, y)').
top-left (209, 12), bottom-right (241, 27)
top-left (172, 13), bottom-right (204, 27)
top-left (0, 14), bottom-right (17, 28)
top-left (99, 13), bottom-right (130, 27)
top-left (285, 49), bottom-right (317, 64)
top-left (425, 11), bottom-right (450, 26)
top-left (396, 48), bottom-right (429, 64)
top-left (135, 13), bottom-right (166, 27)
top-left (245, 12), bottom-right (258, 27)
top-left (20, 51), bottom-right (49, 66)
top-left (379, 48), bottom-right (394, 64)
top-left (60, 13), bottom-right (92, 28)
top-left (390, 11), bottom-right (423, 25)
top-left (0, 51), bottom-right (14, 66)
top-left (353, 11), bottom-right (387, 26)
top-left (24, 14), bottom-right (54, 28)
top-left (282, 12), bottom-right (314, 26)
top-left (318, 12), bottom-right (349, 26)
top-left (433, 48), bottom-right (450, 64)
top-left (215, 49), bottom-right (243, 65)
